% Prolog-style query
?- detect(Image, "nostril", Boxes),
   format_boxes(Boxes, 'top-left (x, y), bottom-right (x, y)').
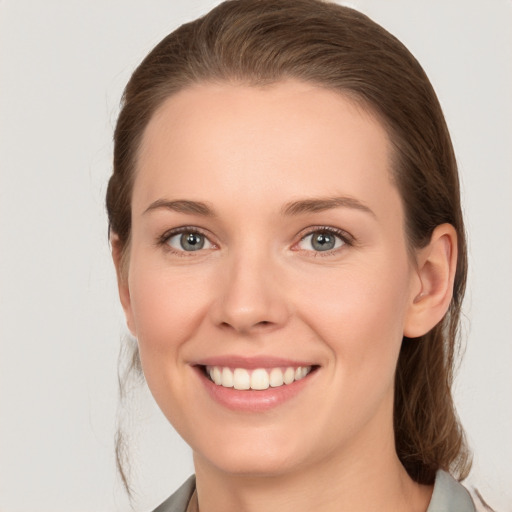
top-left (254, 320), bottom-right (274, 329)
top-left (219, 319), bottom-right (274, 333)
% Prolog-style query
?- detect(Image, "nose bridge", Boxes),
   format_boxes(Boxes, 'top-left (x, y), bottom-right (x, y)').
top-left (212, 240), bottom-right (288, 333)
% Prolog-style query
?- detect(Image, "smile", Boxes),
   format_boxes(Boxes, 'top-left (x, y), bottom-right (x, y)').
top-left (205, 365), bottom-right (313, 390)
top-left (195, 359), bottom-right (319, 411)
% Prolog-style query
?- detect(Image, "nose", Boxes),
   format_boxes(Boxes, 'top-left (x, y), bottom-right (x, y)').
top-left (209, 250), bottom-right (290, 335)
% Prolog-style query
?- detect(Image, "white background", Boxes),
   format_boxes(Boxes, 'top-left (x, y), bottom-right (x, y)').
top-left (0, 1), bottom-right (510, 511)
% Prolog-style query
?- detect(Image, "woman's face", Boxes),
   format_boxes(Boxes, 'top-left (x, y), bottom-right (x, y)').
top-left (119, 80), bottom-right (422, 476)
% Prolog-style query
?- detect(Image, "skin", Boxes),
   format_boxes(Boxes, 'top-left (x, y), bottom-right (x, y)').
top-left (113, 80), bottom-right (457, 511)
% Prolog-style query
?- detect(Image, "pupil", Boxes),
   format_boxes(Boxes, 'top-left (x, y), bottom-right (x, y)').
top-left (313, 232), bottom-right (335, 251)
top-left (181, 232), bottom-right (204, 251)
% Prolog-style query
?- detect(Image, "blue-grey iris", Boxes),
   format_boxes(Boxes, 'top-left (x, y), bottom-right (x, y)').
top-left (312, 232), bottom-right (336, 251)
top-left (181, 232), bottom-right (205, 251)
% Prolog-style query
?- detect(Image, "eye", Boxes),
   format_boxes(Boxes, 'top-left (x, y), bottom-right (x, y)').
top-left (297, 229), bottom-right (346, 252)
top-left (166, 230), bottom-right (214, 252)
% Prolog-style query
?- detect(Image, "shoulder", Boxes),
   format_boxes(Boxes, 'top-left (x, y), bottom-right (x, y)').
top-left (426, 470), bottom-right (476, 512)
top-left (151, 475), bottom-right (196, 512)
top-left (152, 471), bottom-right (478, 512)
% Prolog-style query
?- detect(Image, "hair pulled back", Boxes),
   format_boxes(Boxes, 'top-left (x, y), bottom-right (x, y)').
top-left (107, 0), bottom-right (470, 488)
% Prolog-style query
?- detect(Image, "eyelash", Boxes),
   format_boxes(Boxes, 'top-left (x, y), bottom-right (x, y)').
top-left (294, 226), bottom-right (354, 256)
top-left (157, 225), bottom-right (354, 256)
top-left (157, 226), bottom-right (216, 257)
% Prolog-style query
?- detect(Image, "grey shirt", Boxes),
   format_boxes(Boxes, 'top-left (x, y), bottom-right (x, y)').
top-left (152, 470), bottom-right (476, 512)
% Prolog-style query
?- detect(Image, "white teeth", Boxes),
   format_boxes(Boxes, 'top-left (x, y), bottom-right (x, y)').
top-left (283, 367), bottom-right (295, 385)
top-left (269, 367), bottom-right (284, 387)
top-left (206, 365), bottom-right (313, 390)
top-left (251, 369), bottom-right (270, 390)
top-left (222, 367), bottom-right (234, 387)
top-left (295, 366), bottom-right (308, 380)
top-left (212, 366), bottom-right (222, 385)
top-left (233, 368), bottom-right (251, 390)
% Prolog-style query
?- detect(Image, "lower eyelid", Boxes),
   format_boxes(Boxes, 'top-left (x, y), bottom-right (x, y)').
top-left (168, 233), bottom-right (212, 250)
top-left (295, 228), bottom-right (352, 252)
top-left (159, 227), bottom-right (216, 252)
top-left (297, 235), bottom-right (344, 251)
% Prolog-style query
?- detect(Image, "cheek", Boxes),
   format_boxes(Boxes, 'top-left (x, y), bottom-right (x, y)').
top-left (126, 260), bottom-right (215, 429)
top-left (128, 261), bottom-right (211, 357)
top-left (296, 258), bottom-right (412, 380)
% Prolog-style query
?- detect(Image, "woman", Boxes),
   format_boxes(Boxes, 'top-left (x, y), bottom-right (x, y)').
top-left (107, 0), bottom-right (476, 510)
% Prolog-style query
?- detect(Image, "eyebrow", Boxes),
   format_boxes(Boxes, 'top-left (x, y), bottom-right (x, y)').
top-left (281, 196), bottom-right (375, 217)
top-left (143, 196), bottom-right (375, 218)
top-left (143, 199), bottom-right (215, 216)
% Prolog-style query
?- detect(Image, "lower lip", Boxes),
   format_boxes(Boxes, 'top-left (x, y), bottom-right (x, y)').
top-left (195, 367), bottom-right (316, 412)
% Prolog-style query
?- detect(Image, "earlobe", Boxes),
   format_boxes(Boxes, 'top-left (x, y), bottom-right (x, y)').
top-left (404, 224), bottom-right (458, 338)
top-left (110, 233), bottom-right (137, 336)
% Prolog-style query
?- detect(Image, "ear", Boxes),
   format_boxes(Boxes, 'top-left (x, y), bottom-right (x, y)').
top-left (404, 224), bottom-right (458, 338)
top-left (110, 233), bottom-right (137, 336)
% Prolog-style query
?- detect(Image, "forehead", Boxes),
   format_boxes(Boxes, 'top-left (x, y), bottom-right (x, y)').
top-left (134, 80), bottom-right (398, 218)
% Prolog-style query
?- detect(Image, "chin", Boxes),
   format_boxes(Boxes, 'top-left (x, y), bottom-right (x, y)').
top-left (200, 451), bottom-right (300, 478)
top-left (191, 427), bottom-right (311, 477)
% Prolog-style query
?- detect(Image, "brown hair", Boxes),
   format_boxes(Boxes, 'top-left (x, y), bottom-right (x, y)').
top-left (107, 0), bottom-right (470, 492)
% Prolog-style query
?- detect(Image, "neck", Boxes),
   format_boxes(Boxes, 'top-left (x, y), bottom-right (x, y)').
top-left (192, 425), bottom-right (433, 512)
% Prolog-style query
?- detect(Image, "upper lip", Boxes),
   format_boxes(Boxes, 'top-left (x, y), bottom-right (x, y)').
top-left (191, 355), bottom-right (317, 369)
